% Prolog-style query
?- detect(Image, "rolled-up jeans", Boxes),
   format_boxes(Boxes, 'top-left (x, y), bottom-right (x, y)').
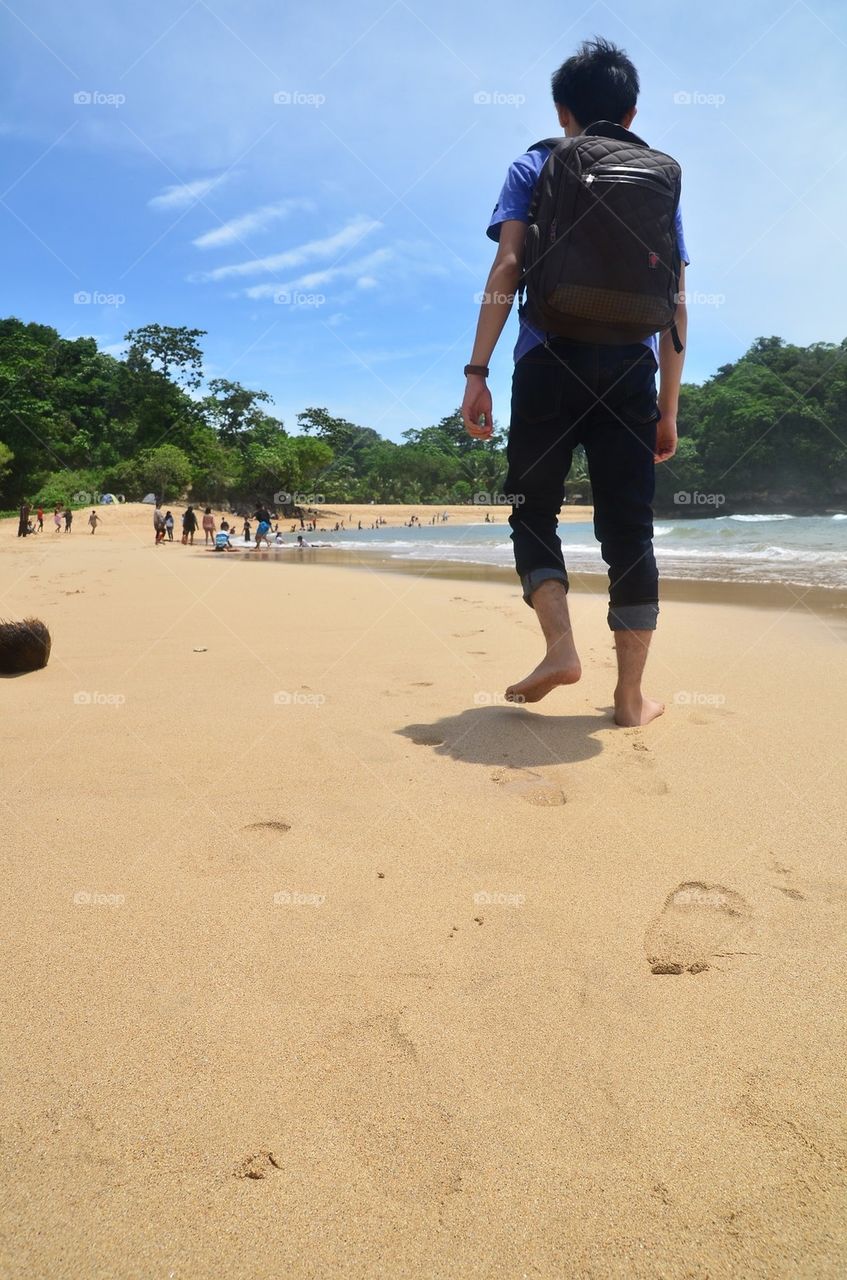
top-left (503, 338), bottom-right (661, 632)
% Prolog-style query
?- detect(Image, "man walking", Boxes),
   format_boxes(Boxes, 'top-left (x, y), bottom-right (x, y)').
top-left (462, 38), bottom-right (688, 726)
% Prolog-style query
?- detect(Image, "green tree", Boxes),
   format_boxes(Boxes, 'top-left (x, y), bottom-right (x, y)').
top-left (0, 441), bottom-right (13, 487)
top-left (135, 444), bottom-right (193, 502)
top-left (125, 324), bottom-right (207, 389)
top-left (202, 379), bottom-right (272, 445)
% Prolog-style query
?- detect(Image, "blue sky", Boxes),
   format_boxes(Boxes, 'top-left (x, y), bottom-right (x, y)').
top-left (3, 0), bottom-right (847, 440)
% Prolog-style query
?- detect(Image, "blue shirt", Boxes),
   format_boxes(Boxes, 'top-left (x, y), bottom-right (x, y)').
top-left (487, 143), bottom-right (690, 363)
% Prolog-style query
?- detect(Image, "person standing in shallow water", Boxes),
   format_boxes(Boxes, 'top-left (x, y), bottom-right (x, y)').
top-left (461, 38), bottom-right (688, 727)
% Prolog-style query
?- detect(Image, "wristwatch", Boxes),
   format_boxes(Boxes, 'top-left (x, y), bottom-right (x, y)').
top-left (464, 364), bottom-right (489, 377)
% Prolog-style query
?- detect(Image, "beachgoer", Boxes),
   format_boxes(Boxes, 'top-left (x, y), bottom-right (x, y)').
top-left (253, 505), bottom-right (272, 548)
top-left (182, 506), bottom-right (198, 545)
top-left (202, 507), bottom-right (215, 546)
top-left (462, 38), bottom-right (688, 726)
top-left (37, 507), bottom-right (44, 532)
top-left (53, 508), bottom-right (62, 533)
top-left (214, 529), bottom-right (235, 552)
top-left (153, 506), bottom-right (165, 544)
top-left (17, 502), bottom-right (30, 538)
top-left (88, 510), bottom-right (100, 534)
top-left (64, 508), bottom-right (73, 533)
top-left (164, 511), bottom-right (174, 541)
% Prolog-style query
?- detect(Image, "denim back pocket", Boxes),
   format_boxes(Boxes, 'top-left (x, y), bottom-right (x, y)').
top-left (603, 353), bottom-right (659, 428)
top-left (510, 350), bottom-right (566, 426)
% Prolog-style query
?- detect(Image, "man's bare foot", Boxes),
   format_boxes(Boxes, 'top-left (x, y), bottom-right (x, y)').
top-left (505, 655), bottom-right (582, 704)
top-left (613, 692), bottom-right (665, 727)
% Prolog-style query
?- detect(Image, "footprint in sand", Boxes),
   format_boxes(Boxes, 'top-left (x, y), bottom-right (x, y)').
top-left (768, 865), bottom-right (847, 949)
top-left (311, 1011), bottom-right (465, 1206)
top-left (622, 735), bottom-right (670, 795)
top-left (234, 1149), bottom-right (283, 1180)
top-left (242, 820), bottom-right (291, 835)
top-left (491, 767), bottom-right (566, 807)
top-left (645, 882), bottom-right (753, 974)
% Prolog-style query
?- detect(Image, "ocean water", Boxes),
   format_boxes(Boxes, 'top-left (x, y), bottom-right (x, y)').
top-left (236, 514), bottom-right (847, 590)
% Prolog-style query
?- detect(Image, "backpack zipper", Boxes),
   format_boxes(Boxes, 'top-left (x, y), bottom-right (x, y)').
top-left (584, 167), bottom-right (671, 192)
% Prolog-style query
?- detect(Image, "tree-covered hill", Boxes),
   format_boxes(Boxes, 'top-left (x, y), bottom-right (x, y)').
top-left (1, 318), bottom-right (845, 514)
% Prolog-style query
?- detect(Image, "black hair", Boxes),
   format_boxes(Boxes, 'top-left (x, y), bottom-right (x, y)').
top-left (551, 37), bottom-right (639, 127)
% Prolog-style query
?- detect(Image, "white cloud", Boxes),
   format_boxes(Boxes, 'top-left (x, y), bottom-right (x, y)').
top-left (192, 199), bottom-right (313, 249)
top-left (149, 177), bottom-right (224, 211)
top-left (193, 217), bottom-right (380, 283)
top-left (357, 276), bottom-right (378, 289)
top-left (244, 248), bottom-right (393, 299)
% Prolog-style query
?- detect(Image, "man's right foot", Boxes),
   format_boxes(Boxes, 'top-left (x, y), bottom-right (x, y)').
top-left (505, 655), bottom-right (582, 704)
top-left (613, 693), bottom-right (664, 727)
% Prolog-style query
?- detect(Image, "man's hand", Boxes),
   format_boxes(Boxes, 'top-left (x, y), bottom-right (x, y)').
top-left (462, 376), bottom-right (493, 440)
top-left (654, 413), bottom-right (677, 463)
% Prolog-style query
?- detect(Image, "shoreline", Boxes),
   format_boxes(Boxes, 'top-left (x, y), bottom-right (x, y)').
top-left (231, 545), bottom-right (847, 621)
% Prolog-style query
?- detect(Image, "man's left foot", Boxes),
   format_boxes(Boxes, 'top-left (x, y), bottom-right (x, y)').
top-left (505, 655), bottom-right (582, 704)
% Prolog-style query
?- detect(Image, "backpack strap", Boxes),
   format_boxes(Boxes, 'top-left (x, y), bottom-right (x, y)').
top-left (527, 136), bottom-right (569, 154)
top-left (582, 120), bottom-right (650, 147)
top-left (529, 124), bottom-right (651, 149)
top-left (518, 141), bottom-right (563, 314)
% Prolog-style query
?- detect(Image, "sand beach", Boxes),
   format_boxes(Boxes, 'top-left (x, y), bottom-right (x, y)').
top-left (1, 503), bottom-right (845, 1278)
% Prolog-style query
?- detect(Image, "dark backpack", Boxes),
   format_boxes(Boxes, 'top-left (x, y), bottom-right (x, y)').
top-left (520, 121), bottom-right (683, 351)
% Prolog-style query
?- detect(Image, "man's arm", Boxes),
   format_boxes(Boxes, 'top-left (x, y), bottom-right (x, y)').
top-left (462, 220), bottom-right (527, 440)
top-left (655, 263), bottom-right (688, 463)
